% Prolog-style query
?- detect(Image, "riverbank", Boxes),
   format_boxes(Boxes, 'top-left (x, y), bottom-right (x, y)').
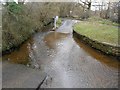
top-left (73, 17), bottom-right (120, 57)
top-left (2, 2), bottom-right (65, 56)
top-left (2, 17), bottom-right (63, 56)
top-left (2, 22), bottom-right (53, 55)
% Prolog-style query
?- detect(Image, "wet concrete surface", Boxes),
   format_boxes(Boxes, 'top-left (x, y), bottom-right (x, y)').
top-left (2, 61), bottom-right (46, 88)
top-left (3, 20), bottom-right (119, 88)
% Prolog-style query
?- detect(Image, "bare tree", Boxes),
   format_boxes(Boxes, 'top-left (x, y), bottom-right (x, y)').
top-left (78, 0), bottom-right (92, 10)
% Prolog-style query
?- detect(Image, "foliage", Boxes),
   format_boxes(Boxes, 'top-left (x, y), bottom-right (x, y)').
top-left (6, 2), bottom-right (22, 14)
top-left (56, 18), bottom-right (62, 27)
top-left (2, 2), bottom-right (34, 51)
top-left (2, 2), bottom-right (84, 52)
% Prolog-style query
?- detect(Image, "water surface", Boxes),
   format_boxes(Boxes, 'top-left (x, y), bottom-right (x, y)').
top-left (3, 20), bottom-right (119, 88)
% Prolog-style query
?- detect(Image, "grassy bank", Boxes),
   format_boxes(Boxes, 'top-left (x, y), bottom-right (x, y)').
top-left (74, 17), bottom-right (118, 46)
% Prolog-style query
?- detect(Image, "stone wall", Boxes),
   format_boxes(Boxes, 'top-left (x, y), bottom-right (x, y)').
top-left (73, 30), bottom-right (120, 57)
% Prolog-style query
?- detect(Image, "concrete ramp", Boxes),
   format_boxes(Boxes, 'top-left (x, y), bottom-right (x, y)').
top-left (2, 61), bottom-right (46, 88)
top-left (56, 20), bottom-right (80, 34)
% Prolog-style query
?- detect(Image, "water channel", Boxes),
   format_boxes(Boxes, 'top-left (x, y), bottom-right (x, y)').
top-left (3, 20), bottom-right (119, 88)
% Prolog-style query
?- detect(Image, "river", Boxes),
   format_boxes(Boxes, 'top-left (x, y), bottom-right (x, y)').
top-left (3, 20), bottom-right (119, 88)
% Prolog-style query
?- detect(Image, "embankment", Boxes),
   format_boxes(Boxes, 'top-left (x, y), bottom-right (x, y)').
top-left (73, 30), bottom-right (120, 57)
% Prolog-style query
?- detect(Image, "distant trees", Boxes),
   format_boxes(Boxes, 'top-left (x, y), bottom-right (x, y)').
top-left (77, 0), bottom-right (92, 19)
top-left (108, 2), bottom-right (119, 22)
top-left (59, 3), bottom-right (74, 17)
top-left (103, 1), bottom-right (119, 22)
top-left (79, 0), bottom-right (91, 10)
top-left (90, 1), bottom-right (119, 23)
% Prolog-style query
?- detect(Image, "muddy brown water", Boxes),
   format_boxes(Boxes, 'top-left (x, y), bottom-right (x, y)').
top-left (3, 38), bottom-right (33, 64)
top-left (2, 20), bottom-right (119, 88)
top-left (74, 37), bottom-right (119, 69)
top-left (44, 32), bottom-right (70, 49)
top-left (3, 32), bottom-right (70, 64)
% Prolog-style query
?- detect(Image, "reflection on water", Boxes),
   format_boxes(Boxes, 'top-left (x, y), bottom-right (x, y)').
top-left (73, 36), bottom-right (119, 69)
top-left (44, 32), bottom-right (69, 49)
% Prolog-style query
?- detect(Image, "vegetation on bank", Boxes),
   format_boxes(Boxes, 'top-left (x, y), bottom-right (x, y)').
top-left (56, 18), bottom-right (62, 28)
top-left (74, 17), bottom-right (118, 46)
top-left (2, 2), bottom-right (58, 53)
top-left (2, 2), bottom-right (86, 53)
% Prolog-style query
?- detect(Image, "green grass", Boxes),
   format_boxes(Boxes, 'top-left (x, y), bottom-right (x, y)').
top-left (56, 18), bottom-right (62, 27)
top-left (74, 18), bottom-right (118, 46)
